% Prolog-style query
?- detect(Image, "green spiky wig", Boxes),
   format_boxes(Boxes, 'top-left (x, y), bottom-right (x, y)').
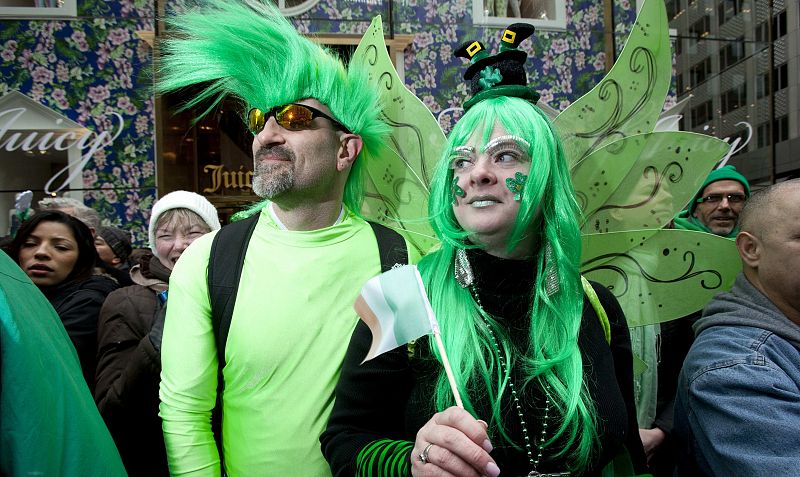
top-left (157, 0), bottom-right (389, 214)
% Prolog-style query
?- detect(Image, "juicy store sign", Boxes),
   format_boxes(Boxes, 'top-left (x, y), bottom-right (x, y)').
top-left (0, 107), bottom-right (124, 193)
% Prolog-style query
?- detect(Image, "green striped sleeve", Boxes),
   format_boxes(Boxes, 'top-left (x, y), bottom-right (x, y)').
top-left (356, 439), bottom-right (414, 477)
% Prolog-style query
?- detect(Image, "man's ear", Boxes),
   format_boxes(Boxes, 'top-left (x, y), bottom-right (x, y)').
top-left (736, 231), bottom-right (760, 268)
top-left (111, 256), bottom-right (121, 266)
top-left (337, 134), bottom-right (363, 172)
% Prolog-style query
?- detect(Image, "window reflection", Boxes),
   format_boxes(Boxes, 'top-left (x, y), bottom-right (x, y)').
top-left (483, 0), bottom-right (554, 20)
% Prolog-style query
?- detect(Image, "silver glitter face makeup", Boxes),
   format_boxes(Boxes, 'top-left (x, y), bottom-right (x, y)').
top-left (448, 145), bottom-right (476, 170)
top-left (449, 136), bottom-right (530, 173)
top-left (482, 135), bottom-right (531, 161)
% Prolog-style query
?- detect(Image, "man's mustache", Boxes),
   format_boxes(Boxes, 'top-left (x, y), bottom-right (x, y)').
top-left (255, 145), bottom-right (295, 163)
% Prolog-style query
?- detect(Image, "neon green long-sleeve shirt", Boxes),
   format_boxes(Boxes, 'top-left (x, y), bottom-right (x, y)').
top-left (159, 207), bottom-right (418, 476)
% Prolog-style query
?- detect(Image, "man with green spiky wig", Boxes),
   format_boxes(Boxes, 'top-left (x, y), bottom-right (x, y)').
top-left (156, 1), bottom-right (418, 475)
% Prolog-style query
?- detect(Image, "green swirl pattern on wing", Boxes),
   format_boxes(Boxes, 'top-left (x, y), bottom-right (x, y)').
top-left (580, 229), bottom-right (741, 327)
top-left (573, 132), bottom-right (731, 234)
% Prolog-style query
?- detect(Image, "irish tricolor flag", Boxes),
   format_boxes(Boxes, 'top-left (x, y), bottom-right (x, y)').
top-left (354, 265), bottom-right (463, 407)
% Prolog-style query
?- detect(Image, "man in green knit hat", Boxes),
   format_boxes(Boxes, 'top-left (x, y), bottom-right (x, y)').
top-left (673, 165), bottom-right (751, 238)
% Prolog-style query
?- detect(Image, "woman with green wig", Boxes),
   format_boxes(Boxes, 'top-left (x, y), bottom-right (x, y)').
top-left (321, 25), bottom-right (646, 477)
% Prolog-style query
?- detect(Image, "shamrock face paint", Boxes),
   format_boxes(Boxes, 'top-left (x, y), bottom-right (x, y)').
top-left (506, 171), bottom-right (528, 201)
top-left (451, 176), bottom-right (466, 204)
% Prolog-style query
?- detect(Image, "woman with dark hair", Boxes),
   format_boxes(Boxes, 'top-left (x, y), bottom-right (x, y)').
top-left (8, 210), bottom-right (118, 389)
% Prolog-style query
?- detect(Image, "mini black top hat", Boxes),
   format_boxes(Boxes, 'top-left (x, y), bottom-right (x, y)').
top-left (455, 23), bottom-right (540, 110)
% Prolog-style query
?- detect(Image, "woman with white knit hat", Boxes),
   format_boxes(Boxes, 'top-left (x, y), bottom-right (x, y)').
top-left (94, 191), bottom-right (220, 477)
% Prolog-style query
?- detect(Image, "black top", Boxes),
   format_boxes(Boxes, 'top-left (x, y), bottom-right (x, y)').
top-left (42, 274), bottom-right (119, 390)
top-left (321, 249), bottom-right (646, 477)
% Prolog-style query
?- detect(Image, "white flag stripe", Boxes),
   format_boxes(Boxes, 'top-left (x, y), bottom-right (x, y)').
top-left (412, 265), bottom-right (440, 334)
top-left (360, 275), bottom-right (399, 359)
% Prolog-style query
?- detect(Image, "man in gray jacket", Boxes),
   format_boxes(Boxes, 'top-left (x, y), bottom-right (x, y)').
top-left (673, 179), bottom-right (800, 476)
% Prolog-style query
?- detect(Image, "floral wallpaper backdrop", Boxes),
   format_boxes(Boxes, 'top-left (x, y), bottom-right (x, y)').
top-left (2, 0), bottom-right (651, 244)
top-left (0, 0), bottom-right (156, 244)
top-left (166, 0), bottom-right (632, 135)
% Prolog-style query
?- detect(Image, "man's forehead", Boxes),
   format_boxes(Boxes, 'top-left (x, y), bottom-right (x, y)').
top-left (702, 180), bottom-right (745, 196)
top-left (295, 98), bottom-right (331, 114)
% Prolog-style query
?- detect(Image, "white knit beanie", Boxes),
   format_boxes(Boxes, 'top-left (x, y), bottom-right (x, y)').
top-left (148, 190), bottom-right (221, 254)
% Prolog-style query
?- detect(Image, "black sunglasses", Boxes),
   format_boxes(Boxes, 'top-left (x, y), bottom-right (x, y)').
top-left (247, 103), bottom-right (351, 135)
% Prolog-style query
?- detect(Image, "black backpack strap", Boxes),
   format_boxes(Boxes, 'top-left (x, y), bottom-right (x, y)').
top-left (208, 214), bottom-right (259, 363)
top-left (366, 221), bottom-right (409, 271)
top-left (206, 214), bottom-right (258, 471)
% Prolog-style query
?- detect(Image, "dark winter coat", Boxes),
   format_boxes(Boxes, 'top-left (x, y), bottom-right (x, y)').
top-left (95, 253), bottom-right (171, 477)
top-left (42, 274), bottom-right (120, 390)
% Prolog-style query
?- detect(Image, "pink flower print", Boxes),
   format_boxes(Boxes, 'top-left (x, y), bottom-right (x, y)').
top-left (56, 62), bottom-right (69, 81)
top-left (18, 49), bottom-right (33, 69)
top-left (578, 33), bottom-right (590, 50)
top-left (97, 43), bottom-right (112, 69)
top-left (116, 96), bottom-right (131, 109)
top-left (100, 183), bottom-right (118, 204)
top-left (88, 85), bottom-right (111, 103)
top-left (593, 52), bottom-right (606, 71)
top-left (551, 39), bottom-right (569, 55)
top-left (539, 89), bottom-right (554, 105)
top-left (440, 44), bottom-right (452, 60)
top-left (30, 83), bottom-right (45, 102)
top-left (83, 169), bottom-right (98, 187)
top-left (135, 115), bottom-right (149, 135)
top-left (575, 51), bottom-right (586, 69)
top-left (71, 31), bottom-right (89, 52)
top-left (124, 196), bottom-right (139, 221)
top-left (415, 31), bottom-right (434, 49)
top-left (108, 28), bottom-right (131, 46)
top-left (93, 153), bottom-right (106, 169)
top-left (141, 161), bottom-right (154, 178)
top-left (50, 88), bottom-right (69, 109)
top-left (422, 95), bottom-right (440, 113)
top-left (32, 66), bottom-right (55, 85)
top-left (51, 88), bottom-right (67, 102)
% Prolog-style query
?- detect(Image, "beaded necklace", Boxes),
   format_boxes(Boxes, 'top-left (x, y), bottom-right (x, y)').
top-left (470, 286), bottom-right (570, 477)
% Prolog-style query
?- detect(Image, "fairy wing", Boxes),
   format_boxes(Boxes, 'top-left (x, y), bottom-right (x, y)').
top-left (563, 0), bottom-right (741, 326)
top-left (554, 0), bottom-right (672, 168)
top-left (352, 16), bottom-right (446, 254)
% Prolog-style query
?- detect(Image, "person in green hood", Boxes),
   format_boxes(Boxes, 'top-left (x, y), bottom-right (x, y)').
top-left (673, 165), bottom-right (751, 238)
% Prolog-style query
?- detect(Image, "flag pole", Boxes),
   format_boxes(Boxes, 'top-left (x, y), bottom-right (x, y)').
top-left (433, 330), bottom-right (464, 408)
top-left (412, 269), bottom-right (464, 408)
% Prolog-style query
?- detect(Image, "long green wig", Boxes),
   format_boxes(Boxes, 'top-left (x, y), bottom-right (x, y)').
top-left (157, 0), bottom-right (389, 214)
top-left (417, 96), bottom-right (599, 471)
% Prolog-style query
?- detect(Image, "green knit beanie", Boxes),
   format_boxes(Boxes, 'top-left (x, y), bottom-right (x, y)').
top-left (689, 165), bottom-right (751, 214)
